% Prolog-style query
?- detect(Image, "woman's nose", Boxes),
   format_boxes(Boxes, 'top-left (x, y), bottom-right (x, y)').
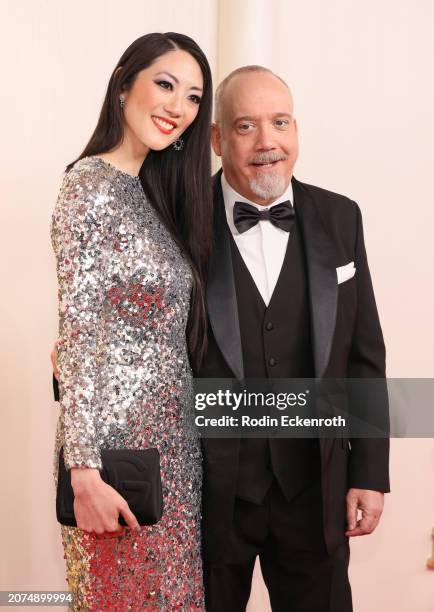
top-left (163, 93), bottom-right (182, 117)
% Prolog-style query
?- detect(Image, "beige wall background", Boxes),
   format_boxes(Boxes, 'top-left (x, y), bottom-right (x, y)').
top-left (1, 0), bottom-right (433, 610)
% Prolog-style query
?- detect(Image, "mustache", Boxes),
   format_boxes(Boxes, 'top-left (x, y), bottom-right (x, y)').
top-left (248, 151), bottom-right (288, 164)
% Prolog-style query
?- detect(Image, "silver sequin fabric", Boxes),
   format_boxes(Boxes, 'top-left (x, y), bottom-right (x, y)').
top-left (51, 156), bottom-right (204, 610)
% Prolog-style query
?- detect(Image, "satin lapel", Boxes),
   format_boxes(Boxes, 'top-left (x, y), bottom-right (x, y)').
top-left (292, 177), bottom-right (338, 378)
top-left (207, 171), bottom-right (244, 381)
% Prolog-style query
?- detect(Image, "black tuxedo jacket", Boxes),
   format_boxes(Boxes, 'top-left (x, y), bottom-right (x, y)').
top-left (198, 170), bottom-right (390, 563)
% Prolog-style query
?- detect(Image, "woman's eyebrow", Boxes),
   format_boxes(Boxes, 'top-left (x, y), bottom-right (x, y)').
top-left (154, 71), bottom-right (203, 92)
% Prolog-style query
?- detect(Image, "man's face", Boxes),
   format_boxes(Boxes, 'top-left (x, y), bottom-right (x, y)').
top-left (212, 72), bottom-right (299, 205)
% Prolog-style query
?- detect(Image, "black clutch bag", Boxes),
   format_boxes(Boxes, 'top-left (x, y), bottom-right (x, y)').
top-left (56, 447), bottom-right (163, 527)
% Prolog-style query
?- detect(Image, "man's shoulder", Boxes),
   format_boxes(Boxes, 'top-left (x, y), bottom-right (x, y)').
top-left (295, 177), bottom-right (358, 211)
top-left (294, 178), bottom-right (362, 232)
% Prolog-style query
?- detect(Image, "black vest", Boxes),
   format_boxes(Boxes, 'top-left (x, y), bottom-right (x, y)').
top-left (230, 218), bottom-right (320, 503)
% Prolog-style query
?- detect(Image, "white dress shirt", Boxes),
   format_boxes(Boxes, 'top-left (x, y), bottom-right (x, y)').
top-left (221, 173), bottom-right (294, 306)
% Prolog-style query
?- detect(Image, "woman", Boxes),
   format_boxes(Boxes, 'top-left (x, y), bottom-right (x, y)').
top-left (51, 32), bottom-right (213, 610)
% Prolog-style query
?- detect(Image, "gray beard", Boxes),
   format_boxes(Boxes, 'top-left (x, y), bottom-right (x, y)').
top-left (249, 173), bottom-right (286, 201)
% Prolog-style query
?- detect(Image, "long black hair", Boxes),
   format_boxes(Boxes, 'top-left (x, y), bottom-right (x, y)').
top-left (68, 33), bottom-right (213, 370)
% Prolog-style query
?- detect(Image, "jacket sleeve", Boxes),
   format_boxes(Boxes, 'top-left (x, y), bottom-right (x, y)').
top-left (51, 168), bottom-right (111, 470)
top-left (347, 203), bottom-right (390, 492)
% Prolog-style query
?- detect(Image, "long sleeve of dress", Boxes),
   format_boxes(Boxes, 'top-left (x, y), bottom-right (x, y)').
top-left (51, 166), bottom-right (113, 470)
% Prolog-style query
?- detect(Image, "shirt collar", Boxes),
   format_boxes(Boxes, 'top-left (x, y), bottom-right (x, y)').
top-left (221, 172), bottom-right (294, 236)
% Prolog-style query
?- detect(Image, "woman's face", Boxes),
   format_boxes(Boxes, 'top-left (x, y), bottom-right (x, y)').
top-left (121, 49), bottom-right (204, 154)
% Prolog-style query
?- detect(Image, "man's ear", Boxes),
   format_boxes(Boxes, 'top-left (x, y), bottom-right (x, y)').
top-left (293, 117), bottom-right (298, 133)
top-left (211, 123), bottom-right (222, 156)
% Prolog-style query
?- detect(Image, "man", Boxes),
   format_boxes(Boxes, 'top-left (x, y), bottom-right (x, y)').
top-left (198, 66), bottom-right (389, 611)
top-left (53, 65), bottom-right (389, 611)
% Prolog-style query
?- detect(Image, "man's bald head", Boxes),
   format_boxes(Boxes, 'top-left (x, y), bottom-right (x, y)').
top-left (214, 65), bottom-right (293, 126)
top-left (211, 66), bottom-right (299, 205)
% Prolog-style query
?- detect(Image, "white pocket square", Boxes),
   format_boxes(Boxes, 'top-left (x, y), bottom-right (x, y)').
top-left (336, 261), bottom-right (356, 284)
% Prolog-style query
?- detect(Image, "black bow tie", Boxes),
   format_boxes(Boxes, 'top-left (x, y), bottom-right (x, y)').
top-left (233, 200), bottom-right (295, 234)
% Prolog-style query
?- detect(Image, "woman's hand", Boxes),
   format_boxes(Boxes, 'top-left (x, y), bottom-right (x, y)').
top-left (51, 341), bottom-right (60, 381)
top-left (71, 468), bottom-right (141, 534)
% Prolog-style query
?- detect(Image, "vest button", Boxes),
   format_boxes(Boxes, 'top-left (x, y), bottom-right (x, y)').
top-left (265, 321), bottom-right (273, 331)
top-left (268, 357), bottom-right (277, 367)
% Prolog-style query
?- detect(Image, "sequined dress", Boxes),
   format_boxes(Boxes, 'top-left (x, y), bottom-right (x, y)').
top-left (51, 156), bottom-right (204, 610)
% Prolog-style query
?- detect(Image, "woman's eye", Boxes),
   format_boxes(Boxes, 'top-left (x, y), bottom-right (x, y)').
top-left (156, 80), bottom-right (173, 90)
top-left (189, 94), bottom-right (201, 105)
